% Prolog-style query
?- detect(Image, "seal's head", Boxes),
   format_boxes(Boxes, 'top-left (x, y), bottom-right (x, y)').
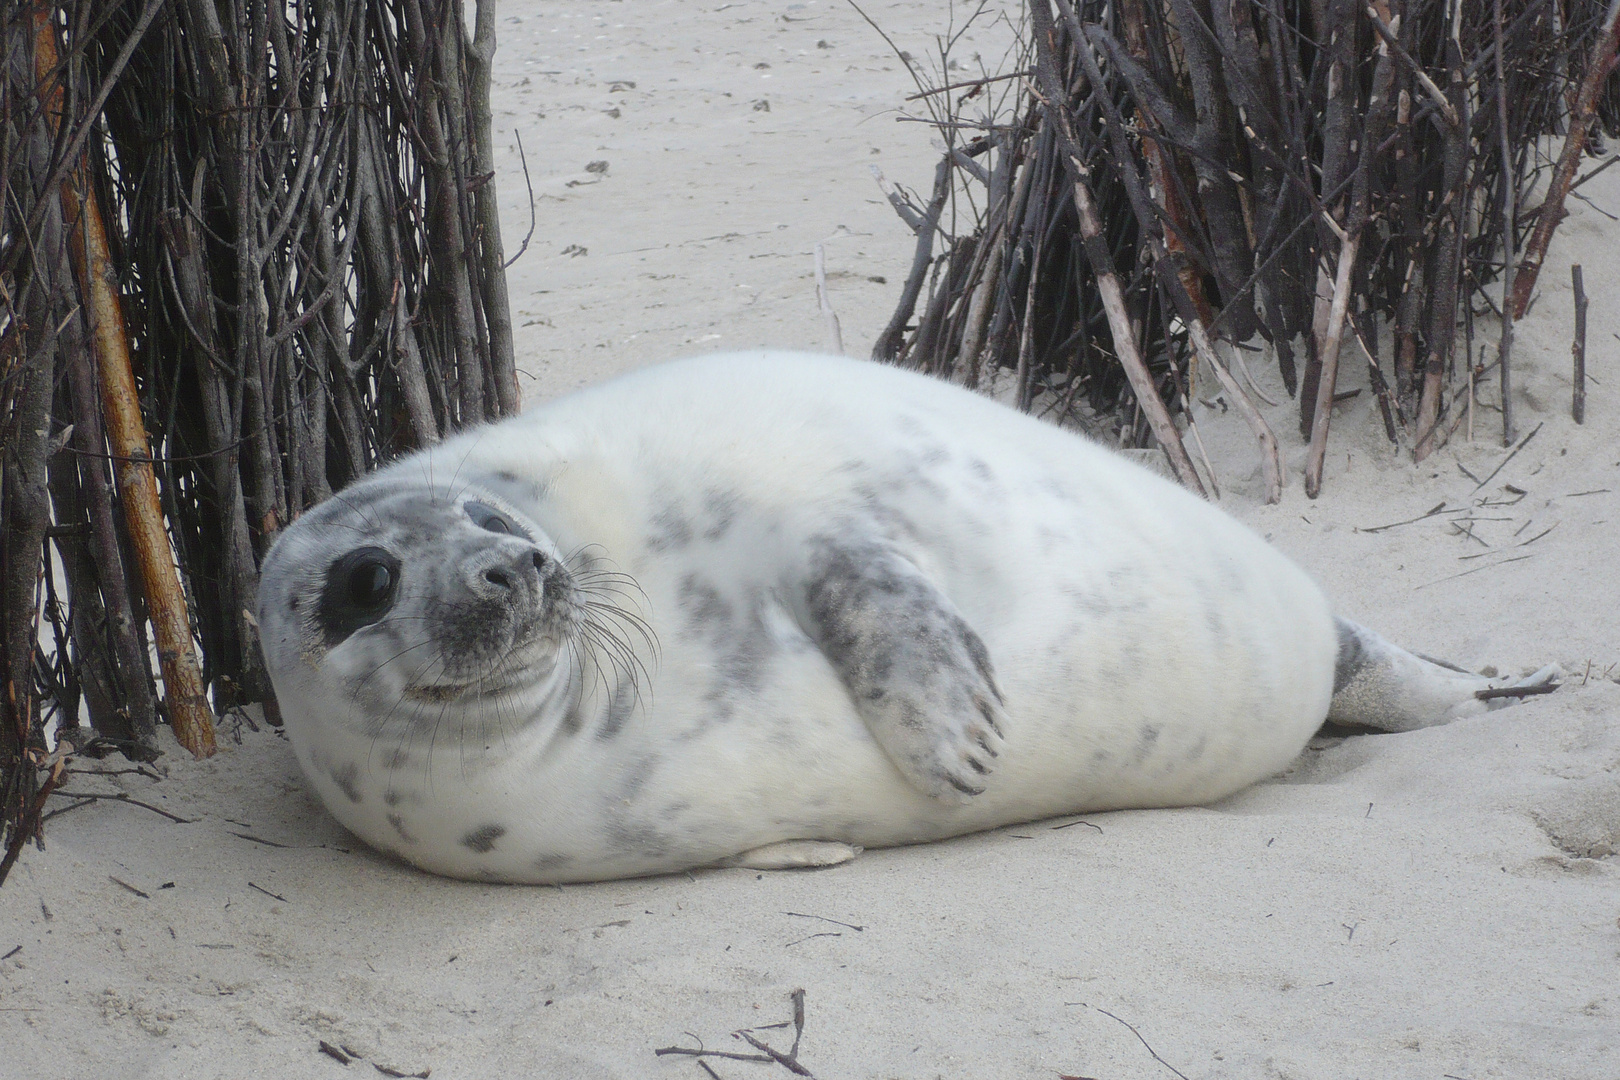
top-left (257, 477), bottom-right (584, 736)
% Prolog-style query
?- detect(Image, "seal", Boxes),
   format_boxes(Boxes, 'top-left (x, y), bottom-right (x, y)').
top-left (256, 351), bottom-right (1558, 883)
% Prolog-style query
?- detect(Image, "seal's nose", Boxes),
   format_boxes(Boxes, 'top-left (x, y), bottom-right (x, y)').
top-left (466, 545), bottom-right (547, 603)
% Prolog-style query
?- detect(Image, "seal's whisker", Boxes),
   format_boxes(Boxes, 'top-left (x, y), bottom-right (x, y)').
top-left (442, 429), bottom-right (490, 507)
top-left (577, 619), bottom-right (653, 715)
top-left (355, 637), bottom-right (441, 696)
top-left (581, 597), bottom-right (658, 649)
top-left (324, 489), bottom-right (387, 534)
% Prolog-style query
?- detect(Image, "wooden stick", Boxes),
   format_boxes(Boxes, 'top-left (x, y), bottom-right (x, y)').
top-left (1023, 9), bottom-right (1204, 493)
top-left (1494, 0), bottom-right (1517, 446)
top-left (1414, 39), bottom-right (1470, 461)
top-left (1185, 321), bottom-right (1282, 503)
top-left (1053, 0), bottom-right (1278, 500)
top-left (905, 69), bottom-right (1034, 101)
top-left (1304, 232), bottom-right (1361, 498)
top-left (1065, 173), bottom-right (1204, 495)
top-left (1363, 5), bottom-right (1459, 127)
top-left (36, 9), bottom-right (215, 757)
top-left (1509, 0), bottom-right (1620, 319)
top-left (1307, 1), bottom-right (1396, 497)
top-left (1572, 263), bottom-right (1587, 424)
top-left (872, 156), bottom-right (952, 362)
top-left (69, 184), bottom-right (215, 757)
top-left (466, 0), bottom-right (520, 416)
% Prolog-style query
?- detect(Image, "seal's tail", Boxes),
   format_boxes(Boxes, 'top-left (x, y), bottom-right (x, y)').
top-left (1327, 617), bottom-right (1561, 732)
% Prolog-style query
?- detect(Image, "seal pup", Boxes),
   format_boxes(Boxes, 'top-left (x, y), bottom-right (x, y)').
top-left (257, 351), bottom-right (1558, 883)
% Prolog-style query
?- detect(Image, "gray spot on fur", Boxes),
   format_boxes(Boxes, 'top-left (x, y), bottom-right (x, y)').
top-left (1038, 476), bottom-right (1079, 504)
top-left (702, 489), bottom-right (741, 541)
top-left (461, 824), bottom-right (507, 853)
top-left (678, 574), bottom-right (731, 630)
top-left (714, 591), bottom-right (774, 695)
top-left (558, 674), bottom-right (586, 737)
top-left (1134, 725), bottom-right (1161, 764)
top-left (386, 812), bottom-right (417, 843)
top-left (598, 676), bottom-right (638, 740)
top-left (382, 747), bottom-right (413, 770)
top-left (647, 505), bottom-right (694, 551)
top-left (331, 763), bottom-right (362, 804)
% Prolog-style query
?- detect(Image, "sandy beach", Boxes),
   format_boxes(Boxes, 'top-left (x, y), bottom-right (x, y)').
top-left (3, 3), bottom-right (1617, 1078)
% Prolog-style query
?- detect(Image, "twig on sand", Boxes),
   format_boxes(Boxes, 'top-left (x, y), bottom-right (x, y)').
top-left (784, 912), bottom-right (865, 932)
top-left (814, 244), bottom-right (844, 354)
top-left (1572, 264), bottom-right (1587, 424)
top-left (788, 988), bottom-right (806, 1060)
top-left (50, 790), bottom-right (194, 824)
top-left (654, 1044), bottom-right (772, 1065)
top-left (1475, 683), bottom-right (1559, 701)
top-left (737, 1031), bottom-right (814, 1077)
top-left (1355, 502), bottom-right (1448, 533)
top-left (109, 875), bottom-right (150, 899)
top-left (655, 988), bottom-right (817, 1076)
top-left (1414, 553), bottom-right (1535, 591)
top-left (1468, 421), bottom-right (1543, 494)
top-left (1076, 1005), bottom-right (1191, 1080)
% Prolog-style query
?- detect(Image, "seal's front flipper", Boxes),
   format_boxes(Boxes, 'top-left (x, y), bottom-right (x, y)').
top-left (718, 840), bottom-right (862, 871)
top-left (802, 538), bottom-right (1009, 801)
top-left (1329, 617), bottom-right (1561, 732)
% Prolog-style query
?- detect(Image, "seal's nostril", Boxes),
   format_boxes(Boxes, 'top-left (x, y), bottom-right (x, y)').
top-left (532, 552), bottom-right (546, 574)
top-left (484, 568), bottom-right (511, 589)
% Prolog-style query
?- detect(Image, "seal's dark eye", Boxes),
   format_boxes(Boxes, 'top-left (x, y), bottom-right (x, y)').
top-left (349, 559), bottom-right (394, 608)
top-left (465, 500), bottom-right (524, 537)
top-left (317, 546), bottom-right (401, 646)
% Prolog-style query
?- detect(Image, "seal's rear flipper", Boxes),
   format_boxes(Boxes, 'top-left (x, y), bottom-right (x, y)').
top-left (1329, 617), bottom-right (1561, 732)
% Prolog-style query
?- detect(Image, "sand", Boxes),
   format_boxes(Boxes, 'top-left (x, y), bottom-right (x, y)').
top-left (3, 3), bottom-right (1617, 1078)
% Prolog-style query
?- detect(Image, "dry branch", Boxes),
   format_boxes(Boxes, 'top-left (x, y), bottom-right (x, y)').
top-left (2, 0), bottom-right (520, 876)
top-left (1511, 0), bottom-right (1620, 318)
top-left (873, 0), bottom-right (1597, 497)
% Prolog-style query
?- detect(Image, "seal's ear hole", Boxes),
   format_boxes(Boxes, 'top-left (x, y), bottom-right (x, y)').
top-left (318, 546), bottom-right (401, 646)
top-left (465, 500), bottom-right (526, 537)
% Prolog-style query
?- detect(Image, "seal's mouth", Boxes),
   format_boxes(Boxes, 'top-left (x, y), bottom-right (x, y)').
top-left (404, 682), bottom-right (473, 704)
top-left (403, 665), bottom-right (546, 705)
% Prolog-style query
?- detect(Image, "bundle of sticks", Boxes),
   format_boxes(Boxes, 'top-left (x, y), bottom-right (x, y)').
top-left (1, 0), bottom-right (516, 884)
top-left (877, 0), bottom-right (1620, 497)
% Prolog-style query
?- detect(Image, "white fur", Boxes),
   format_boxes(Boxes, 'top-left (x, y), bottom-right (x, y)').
top-left (260, 351), bottom-right (1338, 883)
